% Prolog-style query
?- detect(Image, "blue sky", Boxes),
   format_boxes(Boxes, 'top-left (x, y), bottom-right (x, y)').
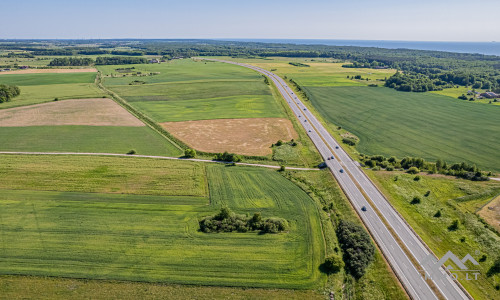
top-left (1, 0), bottom-right (499, 41)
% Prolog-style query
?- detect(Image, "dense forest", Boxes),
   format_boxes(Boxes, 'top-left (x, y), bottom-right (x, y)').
top-left (1, 39), bottom-right (498, 92)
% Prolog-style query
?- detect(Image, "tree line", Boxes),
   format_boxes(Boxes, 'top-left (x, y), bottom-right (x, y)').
top-left (48, 57), bottom-right (93, 66)
top-left (4, 39), bottom-right (498, 92)
top-left (360, 154), bottom-right (491, 181)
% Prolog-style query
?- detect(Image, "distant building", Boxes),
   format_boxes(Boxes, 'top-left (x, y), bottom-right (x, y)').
top-left (480, 92), bottom-right (499, 98)
top-left (19, 66), bottom-right (29, 69)
top-left (148, 59), bottom-right (160, 64)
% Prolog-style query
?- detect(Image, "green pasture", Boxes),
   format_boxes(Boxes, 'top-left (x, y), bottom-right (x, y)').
top-left (369, 171), bottom-right (500, 300)
top-left (211, 57), bottom-right (396, 87)
top-left (305, 86), bottom-right (500, 172)
top-left (111, 80), bottom-right (271, 102)
top-left (0, 126), bottom-right (182, 156)
top-left (0, 276), bottom-right (324, 300)
top-left (0, 72), bottom-right (96, 86)
top-left (132, 95), bottom-right (282, 122)
top-left (0, 83), bottom-right (104, 109)
top-left (100, 60), bottom-right (284, 121)
top-left (0, 155), bottom-right (205, 196)
top-left (0, 156), bottom-right (326, 289)
top-left (99, 59), bottom-right (263, 85)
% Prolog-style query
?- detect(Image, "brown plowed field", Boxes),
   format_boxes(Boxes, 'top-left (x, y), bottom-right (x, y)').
top-left (161, 118), bottom-right (298, 156)
top-left (0, 98), bottom-right (144, 127)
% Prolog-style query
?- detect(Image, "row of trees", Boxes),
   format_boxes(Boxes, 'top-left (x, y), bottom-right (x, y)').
top-left (48, 57), bottom-right (93, 66)
top-left (0, 84), bottom-right (20, 103)
top-left (360, 154), bottom-right (490, 181)
top-left (95, 56), bottom-right (147, 65)
top-left (199, 207), bottom-right (288, 234)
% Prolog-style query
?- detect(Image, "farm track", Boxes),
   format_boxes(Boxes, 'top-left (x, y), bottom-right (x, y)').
top-left (0, 151), bottom-right (318, 171)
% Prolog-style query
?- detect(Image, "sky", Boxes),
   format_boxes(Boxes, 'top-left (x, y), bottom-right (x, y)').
top-left (1, 0), bottom-right (499, 41)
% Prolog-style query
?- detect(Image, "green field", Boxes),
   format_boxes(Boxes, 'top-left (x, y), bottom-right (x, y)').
top-left (0, 72), bottom-right (104, 109)
top-left (0, 276), bottom-right (325, 300)
top-left (100, 60), bottom-right (284, 122)
top-left (0, 83), bottom-right (104, 109)
top-left (212, 57), bottom-right (396, 87)
top-left (305, 86), bottom-right (500, 172)
top-left (0, 72), bottom-right (96, 86)
top-left (369, 171), bottom-right (500, 300)
top-left (0, 126), bottom-right (182, 156)
top-left (132, 95), bottom-right (282, 122)
top-left (0, 155), bottom-right (325, 289)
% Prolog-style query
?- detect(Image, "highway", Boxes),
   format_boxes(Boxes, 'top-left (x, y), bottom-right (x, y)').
top-left (204, 59), bottom-right (470, 300)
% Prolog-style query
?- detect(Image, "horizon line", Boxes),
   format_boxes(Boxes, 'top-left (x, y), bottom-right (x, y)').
top-left (0, 38), bottom-right (497, 43)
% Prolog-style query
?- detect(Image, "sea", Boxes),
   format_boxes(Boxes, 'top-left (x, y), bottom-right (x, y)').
top-left (220, 39), bottom-right (500, 57)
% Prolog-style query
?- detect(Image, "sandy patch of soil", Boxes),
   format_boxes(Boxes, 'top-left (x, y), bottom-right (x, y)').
top-left (0, 68), bottom-right (97, 75)
top-left (162, 118), bottom-right (298, 156)
top-left (478, 195), bottom-right (500, 233)
top-left (0, 98), bottom-right (144, 127)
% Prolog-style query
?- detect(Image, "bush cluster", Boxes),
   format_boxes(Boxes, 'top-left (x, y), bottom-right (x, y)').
top-left (184, 148), bottom-right (196, 158)
top-left (336, 220), bottom-right (375, 278)
top-left (199, 207), bottom-right (288, 234)
top-left (214, 151), bottom-right (241, 162)
top-left (0, 84), bottom-right (20, 103)
top-left (342, 137), bottom-right (357, 146)
top-left (359, 154), bottom-right (490, 181)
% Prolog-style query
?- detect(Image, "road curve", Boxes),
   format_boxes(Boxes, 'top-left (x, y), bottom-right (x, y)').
top-left (204, 59), bottom-right (469, 300)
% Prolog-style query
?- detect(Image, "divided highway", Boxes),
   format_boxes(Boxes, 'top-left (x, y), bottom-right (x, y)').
top-left (205, 59), bottom-right (469, 300)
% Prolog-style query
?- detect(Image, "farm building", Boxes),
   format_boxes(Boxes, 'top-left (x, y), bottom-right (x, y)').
top-left (148, 59), bottom-right (160, 64)
top-left (480, 92), bottom-right (499, 98)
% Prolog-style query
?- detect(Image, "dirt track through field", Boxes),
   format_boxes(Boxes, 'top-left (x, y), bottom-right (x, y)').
top-left (162, 118), bottom-right (298, 156)
top-left (478, 195), bottom-right (500, 233)
top-left (0, 68), bottom-right (97, 75)
top-left (0, 98), bottom-right (145, 127)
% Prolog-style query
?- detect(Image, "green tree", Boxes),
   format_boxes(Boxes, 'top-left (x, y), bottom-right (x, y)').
top-left (323, 254), bottom-right (344, 274)
top-left (184, 148), bottom-right (196, 158)
top-left (407, 167), bottom-right (419, 174)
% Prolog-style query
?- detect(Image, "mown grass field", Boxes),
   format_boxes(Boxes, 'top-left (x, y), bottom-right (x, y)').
top-left (0, 155), bottom-right (326, 289)
top-left (0, 126), bottom-right (182, 156)
top-left (368, 171), bottom-right (500, 300)
top-left (99, 59), bottom-right (284, 122)
top-left (306, 86), bottom-right (500, 172)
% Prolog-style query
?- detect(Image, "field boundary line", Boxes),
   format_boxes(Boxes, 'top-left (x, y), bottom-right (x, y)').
top-left (0, 151), bottom-right (318, 171)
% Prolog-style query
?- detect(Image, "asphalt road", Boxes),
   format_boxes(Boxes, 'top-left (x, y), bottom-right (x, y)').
top-left (206, 59), bottom-right (469, 300)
